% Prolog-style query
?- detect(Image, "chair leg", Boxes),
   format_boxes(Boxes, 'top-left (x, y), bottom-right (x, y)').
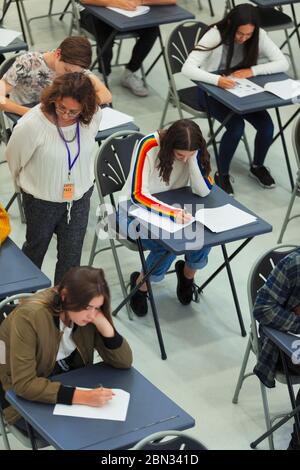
top-left (48, 0), bottom-right (54, 15)
top-left (259, 381), bottom-right (275, 450)
top-left (159, 88), bottom-right (171, 128)
top-left (88, 231), bottom-right (98, 266)
top-left (17, 193), bottom-right (26, 224)
top-left (109, 239), bottom-right (133, 320)
top-left (19, 0), bottom-right (34, 46)
top-left (197, 0), bottom-right (203, 10)
top-left (277, 181), bottom-right (298, 243)
top-left (232, 337), bottom-right (252, 404)
top-left (0, 412), bottom-right (10, 450)
top-left (242, 132), bottom-right (252, 166)
top-left (207, 0), bottom-right (215, 16)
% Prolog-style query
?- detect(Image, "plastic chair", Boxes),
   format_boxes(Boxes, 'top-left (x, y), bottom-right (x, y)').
top-left (88, 130), bottom-right (144, 320)
top-left (278, 116), bottom-right (300, 243)
top-left (232, 244), bottom-right (300, 450)
top-left (131, 430), bottom-right (207, 450)
top-left (0, 294), bottom-right (49, 450)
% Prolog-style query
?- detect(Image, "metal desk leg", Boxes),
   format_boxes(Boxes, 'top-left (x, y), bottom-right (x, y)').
top-left (25, 421), bottom-right (38, 451)
top-left (221, 244), bottom-right (246, 337)
top-left (204, 92), bottom-right (222, 178)
top-left (137, 237), bottom-right (167, 360)
top-left (275, 107), bottom-right (294, 191)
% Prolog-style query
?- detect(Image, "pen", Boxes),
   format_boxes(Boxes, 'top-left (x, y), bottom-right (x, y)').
top-left (94, 383), bottom-right (103, 389)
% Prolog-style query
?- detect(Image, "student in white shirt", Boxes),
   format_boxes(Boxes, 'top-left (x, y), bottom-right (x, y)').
top-left (6, 73), bottom-right (101, 284)
top-left (182, 3), bottom-right (289, 195)
top-left (121, 119), bottom-right (213, 317)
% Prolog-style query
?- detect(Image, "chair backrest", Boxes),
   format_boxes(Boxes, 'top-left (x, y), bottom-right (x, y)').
top-left (131, 430), bottom-right (207, 450)
top-left (94, 130), bottom-right (144, 204)
top-left (166, 20), bottom-right (207, 76)
top-left (247, 245), bottom-right (299, 352)
top-left (0, 55), bottom-right (18, 80)
top-left (292, 115), bottom-right (300, 171)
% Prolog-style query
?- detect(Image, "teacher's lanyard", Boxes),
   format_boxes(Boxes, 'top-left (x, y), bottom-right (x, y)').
top-left (57, 121), bottom-right (81, 178)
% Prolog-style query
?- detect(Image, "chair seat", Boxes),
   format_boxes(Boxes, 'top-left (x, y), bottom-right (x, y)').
top-left (178, 86), bottom-right (207, 113)
top-left (259, 8), bottom-right (294, 30)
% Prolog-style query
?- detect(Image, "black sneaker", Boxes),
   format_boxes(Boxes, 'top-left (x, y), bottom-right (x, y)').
top-left (175, 260), bottom-right (194, 305)
top-left (214, 172), bottom-right (234, 196)
top-left (129, 272), bottom-right (148, 317)
top-left (249, 166), bottom-right (276, 188)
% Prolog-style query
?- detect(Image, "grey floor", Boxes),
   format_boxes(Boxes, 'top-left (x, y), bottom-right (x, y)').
top-left (1, 0), bottom-right (300, 451)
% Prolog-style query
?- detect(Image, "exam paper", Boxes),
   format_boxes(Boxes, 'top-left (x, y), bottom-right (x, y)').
top-left (195, 204), bottom-right (257, 233)
top-left (0, 28), bottom-right (21, 47)
top-left (226, 78), bottom-right (264, 98)
top-left (53, 388), bottom-right (130, 421)
top-left (107, 6), bottom-right (150, 17)
top-left (130, 206), bottom-right (195, 233)
top-left (99, 107), bottom-right (133, 131)
top-left (264, 79), bottom-right (300, 101)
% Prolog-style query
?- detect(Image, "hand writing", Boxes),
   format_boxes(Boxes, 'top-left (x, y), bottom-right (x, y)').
top-left (218, 76), bottom-right (236, 89)
top-left (175, 209), bottom-right (192, 224)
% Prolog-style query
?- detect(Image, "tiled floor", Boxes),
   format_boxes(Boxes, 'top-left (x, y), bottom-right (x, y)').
top-left (1, 0), bottom-right (300, 450)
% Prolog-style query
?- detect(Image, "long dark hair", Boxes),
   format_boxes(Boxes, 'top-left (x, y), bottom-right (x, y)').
top-left (41, 72), bottom-right (97, 125)
top-left (22, 267), bottom-right (112, 324)
top-left (157, 119), bottom-right (211, 184)
top-left (195, 4), bottom-right (260, 74)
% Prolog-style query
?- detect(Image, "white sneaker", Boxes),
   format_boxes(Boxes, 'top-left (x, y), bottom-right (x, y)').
top-left (120, 69), bottom-right (148, 97)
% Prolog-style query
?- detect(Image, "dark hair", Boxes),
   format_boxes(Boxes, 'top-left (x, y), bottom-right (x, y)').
top-left (58, 36), bottom-right (92, 69)
top-left (41, 72), bottom-right (97, 125)
top-left (195, 4), bottom-right (260, 74)
top-left (157, 119), bottom-right (211, 184)
top-left (56, 267), bottom-right (111, 321)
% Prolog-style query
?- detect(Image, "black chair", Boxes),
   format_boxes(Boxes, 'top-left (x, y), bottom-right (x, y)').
top-left (131, 430), bottom-right (208, 450)
top-left (278, 115), bottom-right (300, 243)
top-left (232, 244), bottom-right (300, 450)
top-left (88, 130), bottom-right (144, 320)
top-left (0, 294), bottom-right (49, 450)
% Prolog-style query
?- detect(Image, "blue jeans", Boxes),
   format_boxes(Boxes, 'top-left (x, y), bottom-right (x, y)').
top-left (198, 89), bottom-right (274, 175)
top-left (118, 212), bottom-right (211, 282)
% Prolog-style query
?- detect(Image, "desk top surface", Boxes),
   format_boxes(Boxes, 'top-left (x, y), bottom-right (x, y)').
top-left (84, 4), bottom-right (195, 32)
top-left (119, 186), bottom-right (272, 254)
top-left (197, 73), bottom-right (297, 114)
top-left (263, 326), bottom-right (300, 358)
top-left (0, 36), bottom-right (28, 54)
top-left (0, 238), bottom-right (51, 297)
top-left (6, 363), bottom-right (195, 450)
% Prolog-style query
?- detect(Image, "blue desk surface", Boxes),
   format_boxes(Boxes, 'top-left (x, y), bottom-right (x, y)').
top-left (197, 73), bottom-right (297, 114)
top-left (251, 0), bottom-right (300, 6)
top-left (263, 326), bottom-right (300, 359)
top-left (6, 363), bottom-right (195, 450)
top-left (0, 238), bottom-right (51, 298)
top-left (84, 4), bottom-right (195, 32)
top-left (0, 36), bottom-right (28, 54)
top-left (119, 186), bottom-right (272, 255)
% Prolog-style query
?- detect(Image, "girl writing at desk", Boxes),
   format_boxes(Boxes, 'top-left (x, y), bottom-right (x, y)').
top-left (182, 3), bottom-right (289, 195)
top-left (121, 118), bottom-right (213, 317)
top-left (0, 266), bottom-right (132, 434)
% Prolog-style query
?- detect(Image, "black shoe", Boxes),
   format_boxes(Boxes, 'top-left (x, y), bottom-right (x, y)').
top-left (249, 166), bottom-right (276, 188)
top-left (214, 172), bottom-right (234, 196)
top-left (175, 260), bottom-right (194, 305)
top-left (129, 272), bottom-right (148, 317)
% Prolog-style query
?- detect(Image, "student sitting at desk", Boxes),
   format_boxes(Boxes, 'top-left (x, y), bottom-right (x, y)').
top-left (79, 0), bottom-right (176, 97)
top-left (121, 118), bottom-right (213, 317)
top-left (0, 266), bottom-right (132, 432)
top-left (253, 248), bottom-right (300, 450)
top-left (6, 73), bottom-right (101, 285)
top-left (0, 36), bottom-right (112, 116)
top-left (182, 3), bottom-right (289, 196)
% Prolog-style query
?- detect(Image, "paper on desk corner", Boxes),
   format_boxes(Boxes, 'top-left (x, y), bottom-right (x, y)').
top-left (107, 6), bottom-right (150, 18)
top-left (53, 388), bottom-right (130, 421)
top-left (195, 204), bottom-right (257, 233)
top-left (264, 79), bottom-right (300, 101)
top-left (99, 107), bottom-right (134, 131)
top-left (0, 29), bottom-right (22, 47)
top-left (130, 206), bottom-right (195, 233)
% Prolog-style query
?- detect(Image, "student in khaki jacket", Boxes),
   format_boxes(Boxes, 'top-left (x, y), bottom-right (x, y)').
top-left (0, 266), bottom-right (132, 431)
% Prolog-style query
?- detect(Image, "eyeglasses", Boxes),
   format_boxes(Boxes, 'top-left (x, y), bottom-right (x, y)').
top-left (85, 304), bottom-right (103, 313)
top-left (55, 103), bottom-right (81, 118)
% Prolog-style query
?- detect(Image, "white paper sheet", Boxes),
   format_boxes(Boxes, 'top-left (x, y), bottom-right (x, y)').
top-left (264, 79), bottom-right (300, 101)
top-left (226, 78), bottom-right (264, 98)
top-left (53, 388), bottom-right (130, 421)
top-left (130, 206), bottom-right (195, 233)
top-left (0, 28), bottom-right (21, 47)
top-left (287, 332), bottom-right (300, 338)
top-left (107, 6), bottom-right (150, 18)
top-left (195, 204), bottom-right (257, 233)
top-left (99, 107), bottom-right (134, 131)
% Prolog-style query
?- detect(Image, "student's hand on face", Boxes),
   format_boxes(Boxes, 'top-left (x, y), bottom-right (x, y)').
top-left (117, 0), bottom-right (139, 10)
top-left (218, 76), bottom-right (236, 89)
top-left (85, 387), bottom-right (115, 407)
top-left (231, 69), bottom-right (253, 79)
top-left (175, 209), bottom-right (192, 224)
